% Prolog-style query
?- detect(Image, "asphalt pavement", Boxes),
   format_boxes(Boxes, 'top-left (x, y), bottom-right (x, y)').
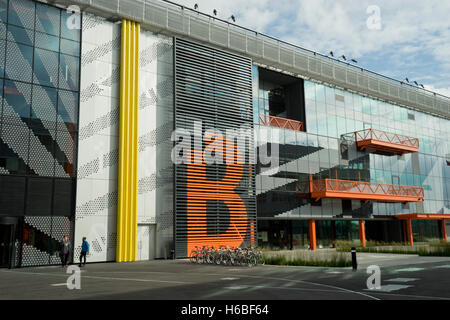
top-left (1, 253), bottom-right (450, 300)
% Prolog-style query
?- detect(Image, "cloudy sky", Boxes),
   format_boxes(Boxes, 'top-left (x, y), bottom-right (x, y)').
top-left (175, 0), bottom-right (450, 97)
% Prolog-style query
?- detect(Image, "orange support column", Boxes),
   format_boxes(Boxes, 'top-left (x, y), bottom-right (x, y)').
top-left (407, 219), bottom-right (414, 247)
top-left (309, 219), bottom-right (316, 251)
top-left (442, 220), bottom-right (447, 242)
top-left (359, 220), bottom-right (366, 248)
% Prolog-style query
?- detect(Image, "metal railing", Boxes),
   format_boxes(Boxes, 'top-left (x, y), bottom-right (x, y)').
top-left (311, 178), bottom-right (424, 200)
top-left (259, 114), bottom-right (304, 132)
top-left (355, 129), bottom-right (420, 148)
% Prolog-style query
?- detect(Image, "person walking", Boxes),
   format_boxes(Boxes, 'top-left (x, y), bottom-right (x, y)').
top-left (79, 237), bottom-right (89, 267)
top-left (59, 236), bottom-right (71, 268)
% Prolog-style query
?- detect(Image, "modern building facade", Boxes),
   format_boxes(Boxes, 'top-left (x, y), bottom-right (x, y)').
top-left (0, 0), bottom-right (448, 267)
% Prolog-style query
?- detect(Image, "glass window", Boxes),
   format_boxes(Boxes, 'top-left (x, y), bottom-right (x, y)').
top-left (34, 48), bottom-right (59, 87)
top-left (28, 129), bottom-right (55, 177)
top-left (316, 83), bottom-right (325, 102)
top-left (0, 0), bottom-right (7, 23)
top-left (54, 131), bottom-right (76, 177)
top-left (304, 81), bottom-right (315, 100)
top-left (336, 116), bottom-right (346, 136)
top-left (35, 31), bottom-right (59, 52)
top-left (0, 22), bottom-right (5, 40)
top-left (58, 53), bottom-right (79, 91)
top-left (60, 10), bottom-right (80, 42)
top-left (60, 38), bottom-right (79, 57)
top-left (0, 78), bottom-right (2, 110)
top-left (57, 90), bottom-right (78, 132)
top-left (0, 124), bottom-right (29, 174)
top-left (327, 115), bottom-right (337, 138)
top-left (3, 80), bottom-right (31, 124)
top-left (0, 39), bottom-right (4, 77)
top-left (5, 41), bottom-right (33, 82)
top-left (7, 24), bottom-right (33, 46)
top-left (362, 97), bottom-right (371, 114)
top-left (35, 3), bottom-right (60, 36)
top-left (8, 0), bottom-right (35, 30)
top-left (30, 85), bottom-right (57, 131)
top-left (325, 86), bottom-right (335, 105)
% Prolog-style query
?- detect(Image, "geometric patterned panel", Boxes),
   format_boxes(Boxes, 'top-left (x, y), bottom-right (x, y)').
top-left (78, 107), bottom-right (119, 140)
top-left (2, 80), bottom-right (32, 125)
top-left (76, 190), bottom-right (117, 218)
top-left (33, 48), bottom-right (59, 88)
top-left (28, 129), bottom-right (57, 177)
top-left (24, 216), bottom-right (52, 235)
top-left (74, 13), bottom-right (120, 263)
top-left (51, 216), bottom-right (72, 241)
top-left (35, 3), bottom-right (60, 36)
top-left (138, 29), bottom-right (173, 259)
top-left (57, 89), bottom-right (79, 132)
top-left (5, 40), bottom-right (33, 82)
top-left (21, 215), bottom-right (74, 267)
top-left (1, 124), bottom-right (30, 168)
top-left (21, 243), bottom-right (50, 267)
top-left (55, 131), bottom-right (75, 165)
top-left (8, 0), bottom-right (35, 30)
top-left (31, 85), bottom-right (58, 132)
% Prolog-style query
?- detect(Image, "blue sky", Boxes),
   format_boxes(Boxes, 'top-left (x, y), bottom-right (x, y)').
top-left (175, 0), bottom-right (450, 97)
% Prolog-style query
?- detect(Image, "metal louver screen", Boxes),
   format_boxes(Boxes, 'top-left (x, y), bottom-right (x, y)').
top-left (174, 38), bottom-right (256, 258)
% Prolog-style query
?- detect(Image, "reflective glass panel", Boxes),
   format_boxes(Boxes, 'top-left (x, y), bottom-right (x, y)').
top-left (35, 3), bottom-right (60, 36)
top-left (8, 0), bottom-right (35, 30)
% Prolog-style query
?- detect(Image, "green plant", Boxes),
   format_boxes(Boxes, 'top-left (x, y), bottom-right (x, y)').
top-left (262, 251), bottom-right (352, 268)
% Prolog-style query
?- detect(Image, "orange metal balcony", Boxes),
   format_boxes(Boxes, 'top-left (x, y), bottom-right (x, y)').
top-left (260, 114), bottom-right (304, 131)
top-left (355, 129), bottom-right (419, 155)
top-left (310, 178), bottom-right (424, 203)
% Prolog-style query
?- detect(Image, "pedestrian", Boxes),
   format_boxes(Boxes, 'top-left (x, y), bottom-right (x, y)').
top-left (59, 235), bottom-right (71, 268)
top-left (79, 237), bottom-right (89, 267)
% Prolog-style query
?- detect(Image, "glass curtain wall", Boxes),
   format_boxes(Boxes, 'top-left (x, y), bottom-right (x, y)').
top-left (0, 0), bottom-right (80, 267)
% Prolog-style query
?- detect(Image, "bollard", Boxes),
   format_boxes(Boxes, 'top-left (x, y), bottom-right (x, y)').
top-left (351, 247), bottom-right (357, 271)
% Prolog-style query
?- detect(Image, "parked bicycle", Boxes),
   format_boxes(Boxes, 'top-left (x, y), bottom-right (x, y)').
top-left (189, 246), bottom-right (264, 267)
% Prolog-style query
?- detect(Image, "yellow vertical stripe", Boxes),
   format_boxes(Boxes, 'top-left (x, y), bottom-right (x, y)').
top-left (117, 19), bottom-right (139, 262)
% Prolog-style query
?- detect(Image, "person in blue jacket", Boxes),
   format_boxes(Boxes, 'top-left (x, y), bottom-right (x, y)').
top-left (79, 237), bottom-right (89, 267)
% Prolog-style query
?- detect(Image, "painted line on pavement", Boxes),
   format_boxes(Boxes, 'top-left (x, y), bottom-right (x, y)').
top-left (365, 284), bottom-right (412, 292)
top-left (0, 270), bottom-right (191, 285)
top-left (393, 267), bottom-right (424, 272)
top-left (385, 278), bottom-right (419, 283)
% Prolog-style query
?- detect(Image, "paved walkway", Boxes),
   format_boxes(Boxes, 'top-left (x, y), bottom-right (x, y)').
top-left (1, 253), bottom-right (450, 300)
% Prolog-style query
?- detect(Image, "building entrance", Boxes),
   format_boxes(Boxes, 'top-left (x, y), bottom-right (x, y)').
top-left (0, 224), bottom-right (14, 268)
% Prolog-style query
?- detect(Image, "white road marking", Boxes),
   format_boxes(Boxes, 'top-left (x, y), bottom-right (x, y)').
top-left (386, 278), bottom-right (419, 283)
top-left (326, 271), bottom-right (343, 274)
top-left (365, 284), bottom-right (412, 292)
top-left (226, 286), bottom-right (248, 290)
top-left (221, 277), bottom-right (239, 281)
top-left (362, 291), bottom-right (450, 300)
top-left (433, 265), bottom-right (450, 269)
top-left (393, 267), bottom-right (424, 272)
top-left (50, 283), bottom-right (67, 287)
top-left (227, 269), bottom-right (242, 272)
top-left (0, 270), bottom-right (191, 285)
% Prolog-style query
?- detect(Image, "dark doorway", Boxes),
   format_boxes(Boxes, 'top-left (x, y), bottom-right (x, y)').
top-left (0, 224), bottom-right (13, 268)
